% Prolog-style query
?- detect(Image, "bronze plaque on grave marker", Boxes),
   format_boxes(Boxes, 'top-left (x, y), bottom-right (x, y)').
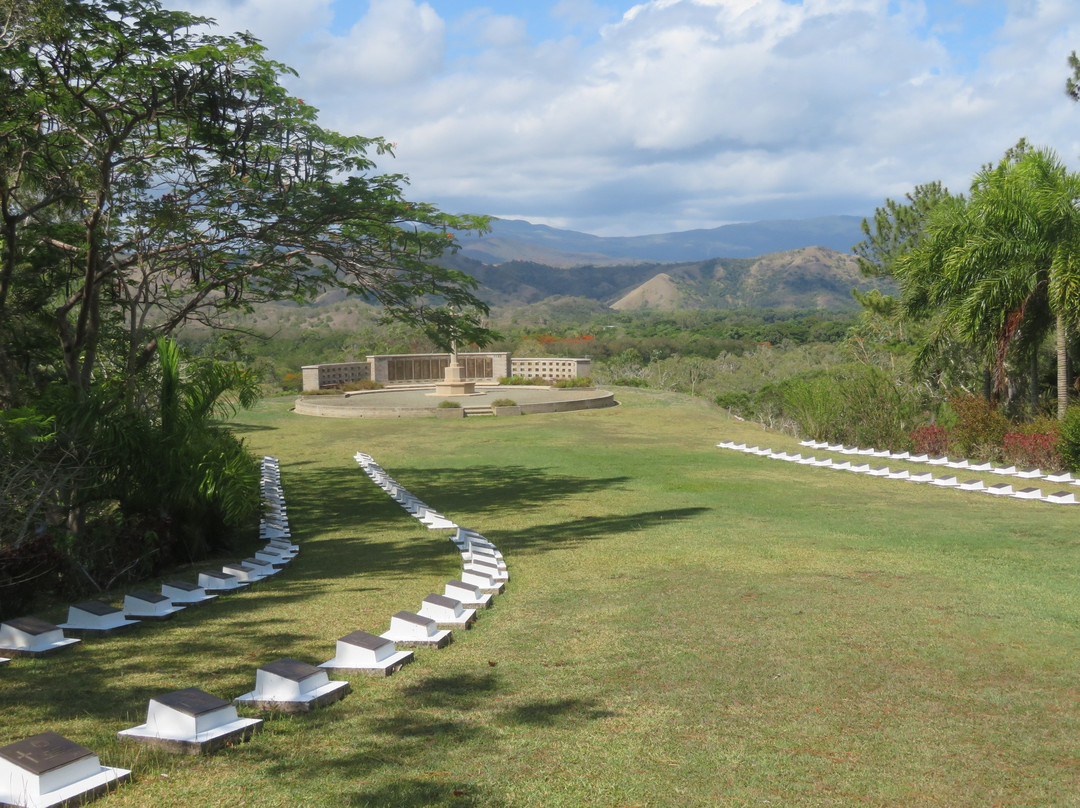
top-left (0, 732), bottom-right (93, 775)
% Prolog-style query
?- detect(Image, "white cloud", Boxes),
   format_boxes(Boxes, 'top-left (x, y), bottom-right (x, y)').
top-left (301, 0), bottom-right (446, 88)
top-left (166, 0), bottom-right (1080, 235)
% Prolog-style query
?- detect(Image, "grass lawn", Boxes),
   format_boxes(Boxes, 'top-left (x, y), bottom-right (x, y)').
top-left (3, 388), bottom-right (1080, 807)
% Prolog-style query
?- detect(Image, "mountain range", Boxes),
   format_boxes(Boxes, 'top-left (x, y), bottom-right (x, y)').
top-left (441, 215), bottom-right (882, 311)
top-left (456, 215), bottom-right (866, 267)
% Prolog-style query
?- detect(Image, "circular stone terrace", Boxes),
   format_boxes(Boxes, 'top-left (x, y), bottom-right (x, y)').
top-left (293, 385), bottom-right (617, 418)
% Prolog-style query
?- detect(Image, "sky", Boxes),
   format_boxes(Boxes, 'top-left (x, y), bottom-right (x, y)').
top-left (166, 0), bottom-right (1080, 236)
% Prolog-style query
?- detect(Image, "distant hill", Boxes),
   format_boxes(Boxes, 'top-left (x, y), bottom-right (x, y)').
top-left (453, 245), bottom-right (883, 311)
top-left (457, 215), bottom-right (866, 266)
top-left (610, 272), bottom-right (684, 311)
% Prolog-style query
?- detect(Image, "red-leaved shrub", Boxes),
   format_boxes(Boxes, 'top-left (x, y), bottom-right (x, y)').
top-left (1002, 432), bottom-right (1062, 470)
top-left (910, 425), bottom-right (949, 456)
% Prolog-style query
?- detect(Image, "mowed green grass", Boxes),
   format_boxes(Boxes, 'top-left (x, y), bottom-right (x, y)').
top-left (3, 388), bottom-right (1080, 807)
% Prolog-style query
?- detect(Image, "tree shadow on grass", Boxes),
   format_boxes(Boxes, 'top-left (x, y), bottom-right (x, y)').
top-left (363, 465), bottom-right (632, 520)
top-left (503, 697), bottom-right (617, 727)
top-left (290, 672), bottom-right (619, 806)
top-left (494, 507), bottom-right (712, 556)
top-left (346, 779), bottom-right (508, 808)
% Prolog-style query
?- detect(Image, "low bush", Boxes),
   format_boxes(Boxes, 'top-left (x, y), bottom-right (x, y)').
top-left (1002, 431), bottom-right (1061, 470)
top-left (553, 376), bottom-right (593, 388)
top-left (491, 398), bottom-right (517, 407)
top-left (499, 375), bottom-right (548, 385)
top-left (1058, 405), bottom-right (1080, 471)
top-left (910, 425), bottom-right (949, 456)
top-left (301, 380), bottom-right (383, 395)
top-left (759, 363), bottom-right (924, 448)
top-left (947, 395), bottom-right (1009, 461)
top-left (437, 400), bottom-right (462, 408)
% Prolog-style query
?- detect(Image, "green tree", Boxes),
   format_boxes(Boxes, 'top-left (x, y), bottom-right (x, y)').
top-left (0, 0), bottom-right (493, 582)
top-left (895, 147), bottom-right (1080, 419)
top-left (0, 0), bottom-right (491, 409)
top-left (853, 181), bottom-right (957, 279)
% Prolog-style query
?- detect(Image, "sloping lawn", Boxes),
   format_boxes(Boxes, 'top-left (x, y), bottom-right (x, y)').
top-left (2, 388), bottom-right (1078, 807)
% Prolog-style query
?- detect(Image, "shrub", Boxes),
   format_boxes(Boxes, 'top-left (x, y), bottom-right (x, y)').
top-left (281, 372), bottom-right (303, 392)
top-left (499, 376), bottom-right (547, 385)
top-left (437, 400), bottom-right (462, 408)
top-left (553, 376), bottom-right (593, 388)
top-left (613, 377), bottom-right (648, 388)
top-left (715, 390), bottom-right (751, 413)
top-left (1002, 431), bottom-right (1061, 470)
top-left (1058, 405), bottom-right (1080, 471)
top-left (342, 380), bottom-right (383, 391)
top-left (758, 363), bottom-right (923, 448)
top-left (491, 398), bottom-right (517, 407)
top-left (910, 425), bottom-right (949, 456)
top-left (947, 395), bottom-right (1009, 461)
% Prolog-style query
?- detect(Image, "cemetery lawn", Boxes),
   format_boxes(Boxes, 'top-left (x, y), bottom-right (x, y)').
top-left (4, 387), bottom-right (1080, 807)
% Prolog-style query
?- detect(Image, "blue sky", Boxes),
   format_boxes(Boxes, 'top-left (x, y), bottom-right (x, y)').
top-left (172, 0), bottom-right (1079, 236)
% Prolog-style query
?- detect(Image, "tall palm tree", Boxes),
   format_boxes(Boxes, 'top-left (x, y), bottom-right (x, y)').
top-left (895, 147), bottom-right (1080, 419)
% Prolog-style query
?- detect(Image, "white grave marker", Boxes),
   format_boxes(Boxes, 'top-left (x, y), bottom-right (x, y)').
top-left (0, 618), bottom-right (79, 657)
top-left (161, 581), bottom-right (216, 607)
top-left (123, 590), bottom-right (184, 620)
top-left (445, 580), bottom-right (492, 609)
top-left (380, 611), bottom-right (452, 649)
top-left (929, 475), bottom-right (959, 487)
top-left (0, 732), bottom-right (130, 808)
top-left (1044, 471), bottom-right (1075, 483)
top-left (222, 563), bottom-right (261, 583)
top-left (418, 594), bottom-right (477, 629)
top-left (320, 630), bottom-right (414, 676)
top-left (198, 570), bottom-right (245, 592)
top-left (59, 602), bottom-right (139, 636)
top-left (234, 658), bottom-right (350, 712)
top-left (1012, 487), bottom-right (1043, 500)
top-left (118, 688), bottom-right (262, 754)
top-left (1044, 491), bottom-right (1078, 504)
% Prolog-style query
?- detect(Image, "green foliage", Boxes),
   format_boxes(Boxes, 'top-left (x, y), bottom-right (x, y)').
top-left (1057, 404), bottom-right (1080, 471)
top-left (946, 395), bottom-right (1010, 461)
top-left (853, 181), bottom-right (957, 279)
top-left (894, 145), bottom-right (1080, 417)
top-left (553, 377), bottom-right (593, 388)
top-left (758, 363), bottom-right (926, 448)
top-left (499, 376), bottom-right (548, 386)
top-left (0, 0), bottom-right (498, 589)
top-left (436, 400), bottom-right (462, 408)
top-left (491, 398), bottom-right (517, 407)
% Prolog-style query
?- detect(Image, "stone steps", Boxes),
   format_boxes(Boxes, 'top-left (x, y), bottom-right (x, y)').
top-left (462, 406), bottom-right (494, 417)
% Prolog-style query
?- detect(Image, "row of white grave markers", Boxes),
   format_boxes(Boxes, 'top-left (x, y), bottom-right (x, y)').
top-left (0, 456), bottom-right (297, 665)
top-left (353, 450), bottom-right (509, 596)
top-left (0, 456), bottom-right (301, 807)
top-left (716, 441), bottom-right (1079, 505)
top-left (3, 451), bottom-right (509, 806)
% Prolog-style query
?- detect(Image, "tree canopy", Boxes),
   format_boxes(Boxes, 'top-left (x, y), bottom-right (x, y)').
top-left (0, 0), bottom-right (492, 408)
top-left (0, 0), bottom-right (493, 606)
top-left (892, 146), bottom-right (1080, 418)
